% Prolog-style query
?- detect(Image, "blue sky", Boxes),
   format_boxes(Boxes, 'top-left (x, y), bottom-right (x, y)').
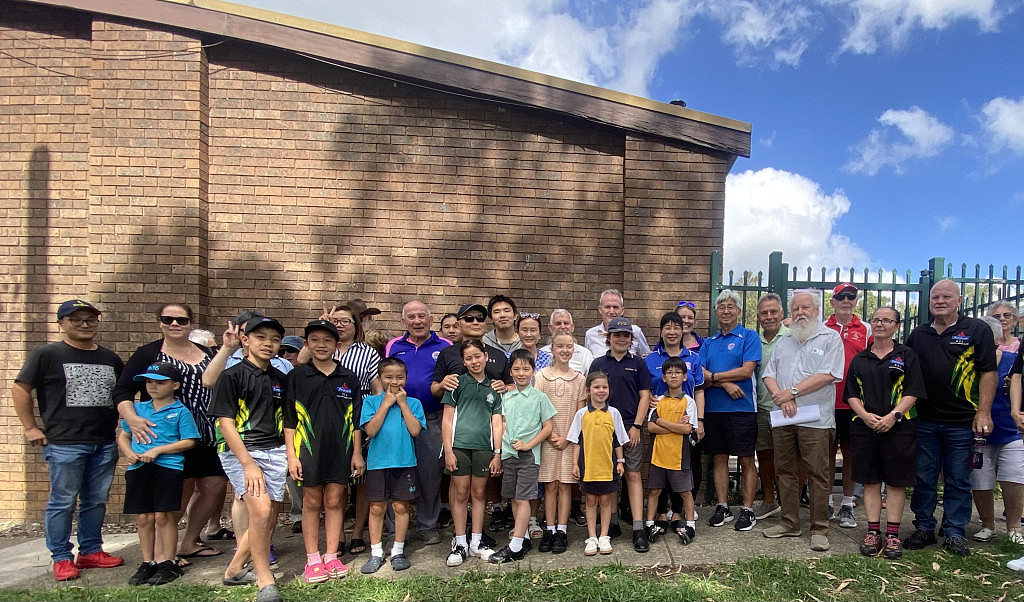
top-left (231, 0), bottom-right (1023, 277)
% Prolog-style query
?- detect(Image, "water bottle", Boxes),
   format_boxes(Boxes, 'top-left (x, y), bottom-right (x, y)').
top-left (969, 436), bottom-right (986, 469)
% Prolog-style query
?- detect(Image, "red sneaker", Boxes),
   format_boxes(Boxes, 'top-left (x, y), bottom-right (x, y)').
top-left (75, 550), bottom-right (124, 569)
top-left (53, 559), bottom-right (80, 581)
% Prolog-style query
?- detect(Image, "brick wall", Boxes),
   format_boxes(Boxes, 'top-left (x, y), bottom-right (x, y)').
top-left (0, 5), bottom-right (728, 524)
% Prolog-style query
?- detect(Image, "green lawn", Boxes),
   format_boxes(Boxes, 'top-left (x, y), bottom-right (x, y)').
top-left (3, 541), bottom-right (1021, 602)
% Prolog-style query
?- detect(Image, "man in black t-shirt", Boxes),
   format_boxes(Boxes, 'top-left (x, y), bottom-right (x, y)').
top-left (904, 280), bottom-right (997, 557)
top-left (12, 300), bottom-right (125, 582)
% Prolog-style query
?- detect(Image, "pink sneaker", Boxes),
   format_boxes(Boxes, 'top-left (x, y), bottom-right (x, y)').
top-left (303, 561), bottom-right (330, 584)
top-left (324, 557), bottom-right (349, 579)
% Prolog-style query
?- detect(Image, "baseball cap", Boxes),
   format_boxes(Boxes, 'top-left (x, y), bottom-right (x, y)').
top-left (232, 309), bottom-right (264, 327)
top-left (346, 298), bottom-right (381, 317)
top-left (832, 283), bottom-right (858, 296)
top-left (304, 319), bottom-right (339, 339)
top-left (57, 299), bottom-right (101, 320)
top-left (132, 361), bottom-right (182, 382)
top-left (280, 336), bottom-right (305, 352)
top-left (457, 303), bottom-right (488, 319)
top-left (606, 316), bottom-right (633, 334)
top-left (244, 316), bottom-right (285, 336)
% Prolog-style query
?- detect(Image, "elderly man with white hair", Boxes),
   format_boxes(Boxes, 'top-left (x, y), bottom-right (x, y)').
top-left (762, 289), bottom-right (845, 551)
top-left (540, 309), bottom-right (595, 374)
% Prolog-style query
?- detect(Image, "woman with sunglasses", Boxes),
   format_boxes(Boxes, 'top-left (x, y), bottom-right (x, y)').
top-left (675, 301), bottom-right (705, 351)
top-left (113, 303), bottom-right (228, 561)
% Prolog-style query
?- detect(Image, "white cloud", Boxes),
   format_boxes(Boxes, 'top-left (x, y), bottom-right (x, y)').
top-left (724, 168), bottom-right (870, 274)
top-left (836, 0), bottom-right (1004, 54)
top-left (845, 106), bottom-right (954, 175)
top-left (704, 0), bottom-right (815, 67)
top-left (934, 215), bottom-right (957, 232)
top-left (981, 96), bottom-right (1024, 155)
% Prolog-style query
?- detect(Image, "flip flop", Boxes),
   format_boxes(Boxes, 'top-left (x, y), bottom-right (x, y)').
top-left (179, 545), bottom-right (223, 559)
top-left (175, 556), bottom-right (191, 568)
top-left (207, 528), bottom-right (235, 541)
top-left (348, 539), bottom-right (366, 554)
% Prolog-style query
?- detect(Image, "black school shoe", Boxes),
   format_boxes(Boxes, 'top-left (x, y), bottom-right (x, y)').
top-left (632, 529), bottom-right (650, 553)
top-left (608, 522), bottom-right (622, 539)
top-left (128, 562), bottom-right (158, 586)
top-left (147, 560), bottom-right (183, 586)
top-left (904, 529), bottom-right (938, 550)
top-left (489, 544), bottom-right (527, 564)
top-left (551, 531), bottom-right (568, 554)
top-left (538, 530), bottom-right (553, 552)
top-left (571, 502), bottom-right (587, 527)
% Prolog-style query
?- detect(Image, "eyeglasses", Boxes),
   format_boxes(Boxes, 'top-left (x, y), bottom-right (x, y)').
top-left (677, 301), bottom-right (695, 309)
top-left (331, 318), bottom-right (354, 326)
top-left (65, 316), bottom-right (99, 327)
top-left (833, 293), bottom-right (857, 301)
top-left (159, 316), bottom-right (191, 326)
top-left (992, 312), bottom-right (1015, 320)
top-left (518, 312), bottom-right (540, 320)
top-left (870, 318), bottom-right (898, 325)
top-left (461, 315), bottom-right (486, 323)
top-left (663, 370), bottom-right (686, 376)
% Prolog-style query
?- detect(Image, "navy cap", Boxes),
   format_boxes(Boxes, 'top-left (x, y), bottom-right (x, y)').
top-left (244, 316), bottom-right (285, 336)
top-left (304, 319), bottom-right (339, 340)
top-left (232, 309), bottom-right (264, 327)
top-left (132, 361), bottom-right (181, 382)
top-left (57, 299), bottom-right (101, 320)
top-left (456, 303), bottom-right (488, 319)
top-left (280, 336), bottom-right (305, 351)
top-left (606, 316), bottom-right (633, 334)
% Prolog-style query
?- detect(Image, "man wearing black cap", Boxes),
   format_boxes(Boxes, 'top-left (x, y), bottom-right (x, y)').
top-left (12, 300), bottom-right (126, 581)
top-left (202, 310), bottom-right (293, 388)
top-left (431, 303), bottom-right (513, 398)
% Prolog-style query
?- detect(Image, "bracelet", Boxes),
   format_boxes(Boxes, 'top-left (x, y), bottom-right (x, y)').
top-left (616, 458), bottom-right (625, 464)
top-left (711, 373), bottom-right (716, 383)
top-left (697, 417), bottom-right (705, 422)
top-left (632, 424), bottom-right (642, 430)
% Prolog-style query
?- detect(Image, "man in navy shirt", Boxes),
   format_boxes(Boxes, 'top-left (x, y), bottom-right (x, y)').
top-left (386, 301), bottom-right (451, 544)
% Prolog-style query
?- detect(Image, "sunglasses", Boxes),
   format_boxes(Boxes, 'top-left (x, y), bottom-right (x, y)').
top-left (159, 316), bottom-right (191, 326)
top-left (833, 293), bottom-right (856, 301)
top-left (518, 312), bottom-right (540, 320)
top-left (461, 315), bottom-right (487, 323)
top-left (677, 301), bottom-right (696, 309)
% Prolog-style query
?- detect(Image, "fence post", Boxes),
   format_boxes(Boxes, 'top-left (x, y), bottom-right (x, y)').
top-left (919, 257), bottom-right (945, 325)
top-left (710, 250), bottom-right (722, 333)
top-left (768, 251), bottom-right (785, 295)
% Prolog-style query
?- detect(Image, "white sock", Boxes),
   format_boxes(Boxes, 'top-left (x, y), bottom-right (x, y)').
top-left (828, 495), bottom-right (835, 508)
top-left (557, 524), bottom-right (567, 533)
top-left (645, 520), bottom-right (654, 527)
top-left (509, 536), bottom-right (523, 552)
top-left (370, 543), bottom-right (383, 557)
top-left (470, 532), bottom-right (482, 548)
top-left (842, 496), bottom-right (855, 507)
top-left (391, 541), bottom-right (405, 556)
top-left (686, 520), bottom-right (695, 528)
top-left (455, 534), bottom-right (467, 548)
top-left (547, 525), bottom-right (557, 533)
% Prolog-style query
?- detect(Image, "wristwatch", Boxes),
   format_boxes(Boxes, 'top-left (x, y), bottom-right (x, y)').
top-left (892, 411), bottom-right (904, 423)
top-left (493, 449), bottom-right (501, 455)
top-left (790, 387), bottom-right (799, 399)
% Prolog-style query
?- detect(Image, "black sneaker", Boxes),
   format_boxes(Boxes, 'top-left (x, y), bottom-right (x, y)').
top-left (489, 544), bottom-right (526, 564)
top-left (489, 507), bottom-right (506, 532)
top-left (678, 524), bottom-right (696, 545)
top-left (291, 520), bottom-right (302, 534)
top-left (128, 562), bottom-right (158, 586)
top-left (437, 508), bottom-right (453, 528)
top-left (647, 521), bottom-right (668, 543)
top-left (571, 502), bottom-right (587, 527)
top-left (708, 505), bottom-right (734, 527)
top-left (734, 508), bottom-right (756, 531)
top-left (903, 529), bottom-right (937, 549)
top-left (147, 560), bottom-right (183, 586)
top-left (480, 532), bottom-right (497, 549)
top-left (538, 530), bottom-right (553, 552)
top-left (551, 531), bottom-right (568, 554)
top-left (943, 535), bottom-right (971, 557)
top-left (608, 522), bottom-right (622, 539)
top-left (632, 528), bottom-right (650, 553)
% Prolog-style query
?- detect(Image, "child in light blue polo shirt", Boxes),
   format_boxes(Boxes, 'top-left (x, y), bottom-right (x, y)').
top-left (117, 362), bottom-right (199, 587)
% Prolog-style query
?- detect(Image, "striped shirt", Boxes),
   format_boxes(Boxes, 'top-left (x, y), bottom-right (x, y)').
top-left (157, 352), bottom-right (215, 445)
top-left (334, 341), bottom-right (380, 398)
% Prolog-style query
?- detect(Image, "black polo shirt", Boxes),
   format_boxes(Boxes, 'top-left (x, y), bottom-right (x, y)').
top-left (843, 343), bottom-right (927, 417)
top-left (906, 315), bottom-right (997, 426)
top-left (431, 341), bottom-right (513, 388)
top-left (208, 358), bottom-right (288, 451)
top-left (589, 351), bottom-right (652, 428)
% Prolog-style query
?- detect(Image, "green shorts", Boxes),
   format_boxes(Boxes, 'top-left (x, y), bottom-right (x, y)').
top-left (448, 447), bottom-right (493, 478)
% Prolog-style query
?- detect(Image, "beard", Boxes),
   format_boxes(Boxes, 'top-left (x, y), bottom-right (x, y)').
top-left (790, 316), bottom-right (818, 343)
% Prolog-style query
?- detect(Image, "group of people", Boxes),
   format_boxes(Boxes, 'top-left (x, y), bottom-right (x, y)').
top-left (11, 283), bottom-right (1024, 600)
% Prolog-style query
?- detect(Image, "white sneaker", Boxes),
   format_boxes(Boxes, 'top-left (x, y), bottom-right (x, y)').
top-left (1008, 555), bottom-right (1024, 571)
top-left (597, 535), bottom-right (612, 554)
top-left (529, 517), bottom-right (544, 539)
top-left (584, 537), bottom-right (598, 556)
top-left (446, 540), bottom-right (468, 567)
top-left (469, 541), bottom-right (495, 561)
top-left (1008, 531), bottom-right (1024, 545)
top-left (972, 527), bottom-right (997, 542)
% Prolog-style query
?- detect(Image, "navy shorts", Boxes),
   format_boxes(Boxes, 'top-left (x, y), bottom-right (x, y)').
top-left (703, 412), bottom-right (757, 457)
top-left (124, 463), bottom-right (184, 514)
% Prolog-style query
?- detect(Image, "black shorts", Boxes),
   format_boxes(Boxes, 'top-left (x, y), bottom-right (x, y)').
top-left (850, 419), bottom-right (917, 487)
top-left (703, 412), bottom-right (756, 457)
top-left (181, 444), bottom-right (227, 479)
top-left (124, 463), bottom-right (184, 514)
top-left (834, 409), bottom-right (854, 446)
top-left (365, 467), bottom-right (419, 502)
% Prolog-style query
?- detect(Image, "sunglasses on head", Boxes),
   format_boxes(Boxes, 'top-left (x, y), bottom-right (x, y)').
top-left (159, 316), bottom-right (191, 326)
top-left (677, 301), bottom-right (696, 309)
top-left (833, 293), bottom-right (856, 301)
top-left (461, 315), bottom-right (486, 323)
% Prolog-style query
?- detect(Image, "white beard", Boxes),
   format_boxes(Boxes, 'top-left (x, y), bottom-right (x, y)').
top-left (790, 317), bottom-right (818, 343)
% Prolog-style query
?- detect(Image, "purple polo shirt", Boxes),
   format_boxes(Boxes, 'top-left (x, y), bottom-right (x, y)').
top-left (386, 331), bottom-right (451, 413)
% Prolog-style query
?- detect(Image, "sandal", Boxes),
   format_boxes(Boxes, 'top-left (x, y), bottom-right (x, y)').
top-left (175, 556), bottom-right (191, 568)
top-left (348, 539), bottom-right (366, 555)
top-left (207, 528), bottom-right (235, 541)
top-left (178, 544), bottom-right (222, 559)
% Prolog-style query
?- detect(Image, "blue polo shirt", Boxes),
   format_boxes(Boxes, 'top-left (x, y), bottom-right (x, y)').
top-left (645, 345), bottom-right (705, 398)
top-left (227, 348), bottom-right (293, 374)
top-left (589, 352), bottom-right (652, 428)
top-left (361, 392), bottom-right (427, 469)
top-left (699, 325), bottom-right (761, 413)
top-left (387, 331), bottom-right (451, 413)
top-left (120, 399), bottom-right (201, 471)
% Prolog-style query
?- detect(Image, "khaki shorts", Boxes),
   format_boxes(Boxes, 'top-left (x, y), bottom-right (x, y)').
top-left (756, 409), bottom-right (774, 452)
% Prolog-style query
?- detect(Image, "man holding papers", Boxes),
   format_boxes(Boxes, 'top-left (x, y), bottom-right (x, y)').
top-left (761, 290), bottom-right (845, 552)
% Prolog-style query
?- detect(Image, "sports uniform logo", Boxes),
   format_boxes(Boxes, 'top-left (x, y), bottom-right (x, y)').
top-left (727, 343), bottom-right (736, 350)
top-left (889, 356), bottom-right (905, 372)
top-left (432, 351), bottom-right (440, 360)
top-left (951, 332), bottom-right (971, 346)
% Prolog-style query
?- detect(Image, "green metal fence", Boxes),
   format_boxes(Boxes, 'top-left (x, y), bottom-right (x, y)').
top-left (709, 251), bottom-right (1024, 341)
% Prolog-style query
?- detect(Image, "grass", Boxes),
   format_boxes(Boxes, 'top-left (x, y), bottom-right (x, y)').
top-left (1, 541), bottom-right (1021, 602)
